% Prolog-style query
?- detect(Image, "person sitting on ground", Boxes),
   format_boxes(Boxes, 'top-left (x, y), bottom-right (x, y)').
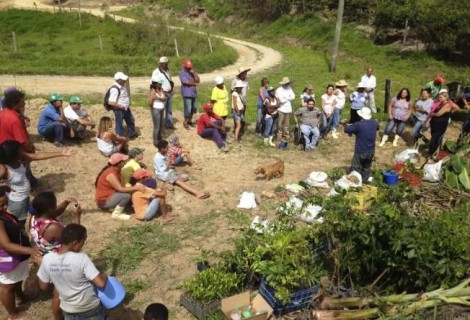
top-left (95, 153), bottom-right (146, 220)
top-left (130, 169), bottom-right (174, 222)
top-left (144, 303), bottom-right (169, 320)
top-left (153, 140), bottom-right (210, 200)
top-left (37, 93), bottom-right (70, 147)
top-left (0, 140), bottom-right (76, 229)
top-left (343, 107), bottom-right (379, 183)
top-left (294, 98), bottom-right (321, 150)
top-left (197, 103), bottom-right (229, 152)
top-left (63, 96), bottom-right (95, 140)
top-left (96, 116), bottom-right (128, 157)
top-left (167, 134), bottom-right (199, 168)
top-left (37, 224), bottom-right (108, 320)
top-left (0, 189), bottom-right (42, 320)
top-left (121, 147), bottom-right (158, 189)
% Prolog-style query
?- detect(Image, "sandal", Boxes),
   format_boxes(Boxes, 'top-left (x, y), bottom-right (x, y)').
top-left (183, 123), bottom-right (190, 130)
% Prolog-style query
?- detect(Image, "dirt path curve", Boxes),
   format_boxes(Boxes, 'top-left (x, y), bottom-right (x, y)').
top-left (0, 0), bottom-right (282, 95)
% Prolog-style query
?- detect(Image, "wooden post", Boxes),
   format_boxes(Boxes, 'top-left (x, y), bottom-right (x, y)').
top-left (123, 65), bottom-right (131, 104)
top-left (330, 0), bottom-right (345, 72)
top-left (167, 24), bottom-right (170, 37)
top-left (208, 37), bottom-right (213, 53)
top-left (98, 35), bottom-right (103, 53)
top-left (174, 38), bottom-right (180, 57)
top-left (384, 79), bottom-right (391, 114)
top-left (12, 32), bottom-right (18, 54)
top-left (78, 0), bottom-right (82, 27)
top-left (403, 19), bottom-right (409, 44)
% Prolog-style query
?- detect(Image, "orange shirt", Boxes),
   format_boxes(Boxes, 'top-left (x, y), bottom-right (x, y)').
top-left (95, 166), bottom-right (120, 205)
top-left (132, 188), bottom-right (155, 220)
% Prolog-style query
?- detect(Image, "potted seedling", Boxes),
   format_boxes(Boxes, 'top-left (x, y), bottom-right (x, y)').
top-left (195, 248), bottom-right (214, 272)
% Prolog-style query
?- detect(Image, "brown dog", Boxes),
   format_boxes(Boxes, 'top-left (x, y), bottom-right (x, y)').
top-left (254, 159), bottom-right (285, 181)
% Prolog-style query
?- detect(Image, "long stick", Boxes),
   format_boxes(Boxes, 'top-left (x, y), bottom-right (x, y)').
top-left (12, 31), bottom-right (18, 54)
top-left (78, 0), bottom-right (82, 27)
top-left (174, 38), bottom-right (180, 57)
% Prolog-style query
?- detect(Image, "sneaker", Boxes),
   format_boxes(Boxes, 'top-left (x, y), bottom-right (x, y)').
top-left (367, 177), bottom-right (374, 183)
top-left (220, 145), bottom-right (229, 152)
top-left (112, 212), bottom-right (131, 220)
top-left (332, 131), bottom-right (338, 139)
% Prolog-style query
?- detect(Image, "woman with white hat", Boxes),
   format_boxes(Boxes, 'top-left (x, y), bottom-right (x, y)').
top-left (275, 77), bottom-right (296, 138)
top-left (211, 76), bottom-right (229, 119)
top-left (331, 79), bottom-right (349, 138)
top-left (149, 76), bottom-right (167, 148)
top-left (349, 82), bottom-right (369, 124)
top-left (232, 80), bottom-right (247, 142)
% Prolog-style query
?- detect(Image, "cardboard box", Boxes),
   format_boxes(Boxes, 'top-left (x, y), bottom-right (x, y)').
top-left (221, 291), bottom-right (273, 320)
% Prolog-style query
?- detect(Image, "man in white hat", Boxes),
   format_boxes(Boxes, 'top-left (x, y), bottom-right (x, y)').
top-left (151, 56), bottom-right (175, 129)
top-left (360, 67), bottom-right (377, 113)
top-left (343, 107), bottom-right (379, 183)
top-left (107, 72), bottom-right (138, 139)
top-left (275, 77), bottom-right (296, 138)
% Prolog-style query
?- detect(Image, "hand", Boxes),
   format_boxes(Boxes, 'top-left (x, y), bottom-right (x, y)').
top-left (71, 203), bottom-right (82, 217)
top-left (31, 247), bottom-right (44, 265)
top-left (61, 148), bottom-right (77, 157)
top-left (388, 115), bottom-right (393, 120)
top-left (66, 197), bottom-right (78, 203)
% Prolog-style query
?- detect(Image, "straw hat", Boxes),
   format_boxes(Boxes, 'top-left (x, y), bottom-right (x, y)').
top-left (335, 79), bottom-right (349, 87)
top-left (279, 77), bottom-right (291, 85)
top-left (237, 67), bottom-right (251, 75)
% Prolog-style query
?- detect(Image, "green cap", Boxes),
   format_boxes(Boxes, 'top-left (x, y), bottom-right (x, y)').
top-left (267, 86), bottom-right (275, 92)
top-left (69, 96), bottom-right (83, 104)
top-left (49, 93), bottom-right (64, 102)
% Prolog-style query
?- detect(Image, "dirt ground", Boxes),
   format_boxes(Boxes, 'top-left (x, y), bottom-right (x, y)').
top-left (0, 97), bottom-right (462, 320)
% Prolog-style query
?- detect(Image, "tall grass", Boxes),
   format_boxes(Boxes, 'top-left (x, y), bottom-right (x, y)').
top-left (0, 9), bottom-right (237, 76)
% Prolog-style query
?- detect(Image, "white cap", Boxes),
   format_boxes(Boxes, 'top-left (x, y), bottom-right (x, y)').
top-left (114, 72), bottom-right (128, 81)
top-left (214, 76), bottom-right (224, 85)
top-left (357, 82), bottom-right (366, 88)
top-left (159, 56), bottom-right (169, 63)
top-left (357, 107), bottom-right (372, 120)
top-left (439, 88), bottom-right (448, 94)
top-left (234, 80), bottom-right (246, 88)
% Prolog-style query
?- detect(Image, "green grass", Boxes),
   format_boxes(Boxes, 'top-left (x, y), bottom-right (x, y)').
top-left (0, 9), bottom-right (237, 76)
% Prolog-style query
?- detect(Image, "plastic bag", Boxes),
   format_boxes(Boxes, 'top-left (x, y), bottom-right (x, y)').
top-left (395, 149), bottom-right (420, 164)
top-left (335, 171), bottom-right (362, 190)
top-left (250, 215), bottom-right (270, 233)
top-left (423, 161), bottom-right (443, 182)
top-left (237, 192), bottom-right (257, 209)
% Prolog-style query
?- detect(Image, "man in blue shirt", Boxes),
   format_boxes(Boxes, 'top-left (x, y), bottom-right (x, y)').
top-left (37, 93), bottom-right (70, 147)
top-left (343, 107), bottom-right (379, 183)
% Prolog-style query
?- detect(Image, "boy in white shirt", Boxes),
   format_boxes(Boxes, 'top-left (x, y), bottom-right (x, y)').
top-left (63, 96), bottom-right (95, 139)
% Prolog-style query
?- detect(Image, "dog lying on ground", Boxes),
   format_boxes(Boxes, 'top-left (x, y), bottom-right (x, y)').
top-left (254, 158), bottom-right (285, 181)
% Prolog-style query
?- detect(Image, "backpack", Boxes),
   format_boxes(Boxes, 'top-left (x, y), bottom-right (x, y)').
top-left (103, 85), bottom-right (121, 111)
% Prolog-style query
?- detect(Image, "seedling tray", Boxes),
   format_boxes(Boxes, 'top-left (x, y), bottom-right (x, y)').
top-left (180, 293), bottom-right (220, 320)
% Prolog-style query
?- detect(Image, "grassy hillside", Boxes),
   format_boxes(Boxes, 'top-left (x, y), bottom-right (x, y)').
top-left (0, 9), bottom-right (237, 76)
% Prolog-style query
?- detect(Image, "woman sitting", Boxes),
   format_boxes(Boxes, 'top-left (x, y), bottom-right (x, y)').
top-left (380, 88), bottom-right (412, 147)
top-left (130, 169), bottom-right (174, 222)
top-left (96, 116), bottom-right (128, 157)
top-left (0, 189), bottom-right (41, 320)
top-left (95, 153), bottom-right (145, 220)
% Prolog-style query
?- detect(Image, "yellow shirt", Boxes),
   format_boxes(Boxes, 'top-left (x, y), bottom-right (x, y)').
top-left (120, 159), bottom-right (141, 187)
top-left (211, 86), bottom-right (229, 117)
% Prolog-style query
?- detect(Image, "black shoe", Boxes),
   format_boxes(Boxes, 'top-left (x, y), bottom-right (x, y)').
top-left (129, 133), bottom-right (140, 139)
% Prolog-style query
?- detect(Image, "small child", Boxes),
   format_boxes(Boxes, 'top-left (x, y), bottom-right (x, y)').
top-left (167, 134), bottom-right (199, 169)
top-left (144, 303), bottom-right (169, 320)
top-left (37, 224), bottom-right (108, 320)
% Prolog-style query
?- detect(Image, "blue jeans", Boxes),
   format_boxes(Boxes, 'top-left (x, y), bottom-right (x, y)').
top-left (200, 120), bottom-right (225, 148)
top-left (40, 121), bottom-right (70, 143)
top-left (384, 119), bottom-right (406, 136)
top-left (144, 197), bottom-right (160, 221)
top-left (183, 97), bottom-right (197, 118)
top-left (151, 108), bottom-right (164, 147)
top-left (113, 108), bottom-right (136, 137)
top-left (232, 111), bottom-right (244, 122)
top-left (263, 117), bottom-right (274, 138)
top-left (164, 94), bottom-right (174, 128)
top-left (320, 112), bottom-right (333, 136)
top-left (332, 108), bottom-right (341, 130)
top-left (63, 304), bottom-right (108, 320)
top-left (256, 107), bottom-right (264, 134)
top-left (411, 115), bottom-right (425, 139)
top-left (300, 124), bottom-right (320, 149)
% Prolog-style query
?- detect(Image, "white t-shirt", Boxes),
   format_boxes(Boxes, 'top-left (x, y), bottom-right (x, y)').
top-left (151, 68), bottom-right (172, 92)
top-left (360, 75), bottom-right (376, 90)
top-left (275, 86), bottom-right (296, 113)
top-left (152, 90), bottom-right (166, 110)
top-left (231, 77), bottom-right (249, 99)
top-left (37, 251), bottom-right (100, 314)
top-left (335, 90), bottom-right (346, 110)
top-left (64, 105), bottom-right (86, 122)
top-left (108, 82), bottom-right (130, 110)
top-left (153, 152), bottom-right (169, 180)
top-left (232, 92), bottom-right (244, 111)
top-left (321, 94), bottom-right (337, 114)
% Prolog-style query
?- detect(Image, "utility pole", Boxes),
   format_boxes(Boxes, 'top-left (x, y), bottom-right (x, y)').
top-left (330, 0), bottom-right (344, 72)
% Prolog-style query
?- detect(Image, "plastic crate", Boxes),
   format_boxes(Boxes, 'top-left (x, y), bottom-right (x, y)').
top-left (258, 278), bottom-right (317, 316)
top-left (180, 293), bottom-right (220, 319)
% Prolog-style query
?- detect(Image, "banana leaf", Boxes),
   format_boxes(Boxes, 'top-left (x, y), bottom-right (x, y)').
top-left (458, 167), bottom-right (470, 191)
top-left (444, 141), bottom-right (457, 153)
top-left (445, 170), bottom-right (460, 191)
top-left (451, 156), bottom-right (463, 174)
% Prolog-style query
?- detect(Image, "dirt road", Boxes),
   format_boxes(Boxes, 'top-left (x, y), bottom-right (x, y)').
top-left (0, 0), bottom-right (282, 94)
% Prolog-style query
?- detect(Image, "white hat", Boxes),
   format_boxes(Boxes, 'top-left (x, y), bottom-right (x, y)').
top-left (357, 82), bottom-right (366, 88)
top-left (279, 77), bottom-right (291, 85)
top-left (357, 107), bottom-right (372, 120)
top-left (214, 76), bottom-right (224, 85)
top-left (114, 72), bottom-right (128, 81)
top-left (439, 88), bottom-right (448, 94)
top-left (159, 56), bottom-right (169, 63)
top-left (234, 80), bottom-right (246, 88)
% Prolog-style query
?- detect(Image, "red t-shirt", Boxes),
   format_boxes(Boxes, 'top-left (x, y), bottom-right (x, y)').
top-left (0, 108), bottom-right (28, 145)
top-left (95, 166), bottom-right (120, 205)
top-left (168, 145), bottom-right (182, 165)
top-left (197, 113), bottom-right (221, 135)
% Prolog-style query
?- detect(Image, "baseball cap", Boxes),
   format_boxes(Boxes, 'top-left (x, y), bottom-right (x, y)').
top-left (49, 93), bottom-right (65, 102)
top-left (159, 56), bottom-right (169, 63)
top-left (203, 103), bottom-right (213, 111)
top-left (108, 153), bottom-right (129, 165)
top-left (214, 76), bottom-right (224, 85)
top-left (69, 96), bottom-right (83, 104)
top-left (114, 72), bottom-right (129, 81)
top-left (133, 169), bottom-right (152, 180)
top-left (128, 147), bottom-right (145, 158)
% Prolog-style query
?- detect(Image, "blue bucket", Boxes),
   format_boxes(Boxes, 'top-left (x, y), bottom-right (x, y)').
top-left (383, 170), bottom-right (399, 185)
top-left (96, 276), bottom-right (126, 309)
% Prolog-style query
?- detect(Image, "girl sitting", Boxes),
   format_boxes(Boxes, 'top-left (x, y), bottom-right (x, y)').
top-left (96, 116), bottom-right (128, 157)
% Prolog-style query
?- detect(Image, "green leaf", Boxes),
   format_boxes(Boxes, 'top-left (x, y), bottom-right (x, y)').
top-left (458, 167), bottom-right (470, 190)
top-left (451, 155), bottom-right (463, 174)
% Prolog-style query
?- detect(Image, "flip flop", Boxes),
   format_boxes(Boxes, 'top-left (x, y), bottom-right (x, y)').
top-left (197, 192), bottom-right (210, 199)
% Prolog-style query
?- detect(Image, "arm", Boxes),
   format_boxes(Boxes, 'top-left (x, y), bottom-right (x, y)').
top-left (148, 89), bottom-right (155, 108)
top-left (55, 199), bottom-right (74, 218)
top-left (107, 88), bottom-right (124, 110)
top-left (106, 173), bottom-right (145, 193)
top-left (432, 103), bottom-right (452, 117)
top-left (105, 132), bottom-right (127, 143)
top-left (21, 148), bottom-right (76, 162)
top-left (191, 70), bottom-right (200, 84)
top-left (232, 95), bottom-right (240, 113)
top-left (153, 188), bottom-right (167, 198)
top-left (91, 273), bottom-right (107, 289)
top-left (344, 123), bottom-right (358, 134)
top-left (59, 106), bottom-right (66, 124)
top-left (387, 100), bottom-right (394, 119)
top-left (277, 91), bottom-right (289, 104)
top-left (0, 222), bottom-right (37, 255)
top-left (77, 117), bottom-right (94, 126)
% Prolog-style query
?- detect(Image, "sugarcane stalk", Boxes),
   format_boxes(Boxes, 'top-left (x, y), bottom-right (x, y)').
top-left (315, 308), bottom-right (380, 320)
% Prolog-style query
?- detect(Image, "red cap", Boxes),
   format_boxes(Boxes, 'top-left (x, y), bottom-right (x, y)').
top-left (434, 75), bottom-right (444, 84)
top-left (183, 59), bottom-right (193, 68)
top-left (203, 103), bottom-right (213, 111)
top-left (132, 169), bottom-right (152, 180)
top-left (108, 153), bottom-right (128, 165)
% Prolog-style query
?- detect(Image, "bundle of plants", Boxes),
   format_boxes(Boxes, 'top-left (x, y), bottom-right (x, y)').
top-left (314, 278), bottom-right (470, 319)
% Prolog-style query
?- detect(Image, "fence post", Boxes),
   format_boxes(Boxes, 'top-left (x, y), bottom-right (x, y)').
top-left (208, 37), bottom-right (213, 53)
top-left (384, 79), bottom-right (391, 114)
top-left (78, 0), bottom-right (82, 27)
top-left (12, 32), bottom-right (18, 54)
top-left (98, 35), bottom-right (103, 53)
top-left (174, 38), bottom-right (180, 57)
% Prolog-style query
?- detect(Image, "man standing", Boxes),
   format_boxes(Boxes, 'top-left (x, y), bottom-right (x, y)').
top-left (343, 107), bottom-right (379, 183)
top-left (107, 72), bottom-right (138, 139)
top-left (37, 93), bottom-right (70, 147)
top-left (64, 96), bottom-right (95, 140)
top-left (151, 56), bottom-right (175, 130)
top-left (179, 59), bottom-right (200, 130)
top-left (294, 98), bottom-right (321, 150)
top-left (361, 67), bottom-right (377, 113)
top-left (275, 77), bottom-right (296, 138)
